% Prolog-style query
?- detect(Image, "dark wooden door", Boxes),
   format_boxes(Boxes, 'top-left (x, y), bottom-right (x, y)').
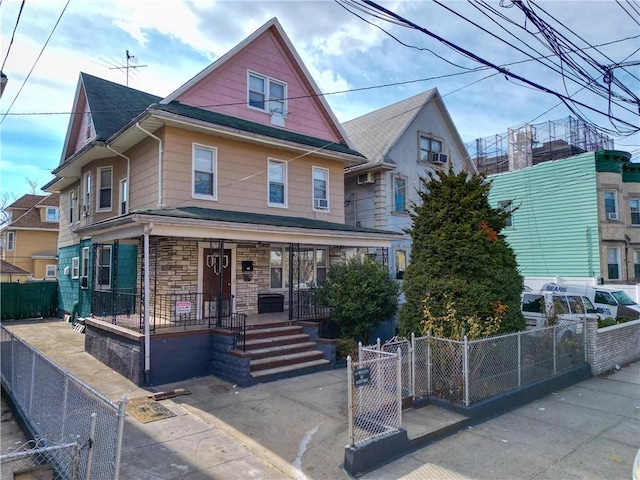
top-left (203, 248), bottom-right (232, 319)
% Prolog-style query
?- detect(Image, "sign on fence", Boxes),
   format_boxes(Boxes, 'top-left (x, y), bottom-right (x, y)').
top-left (175, 301), bottom-right (191, 314)
top-left (353, 367), bottom-right (371, 387)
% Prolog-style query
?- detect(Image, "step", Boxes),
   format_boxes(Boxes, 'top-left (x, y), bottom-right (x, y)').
top-left (244, 342), bottom-right (317, 360)
top-left (243, 325), bottom-right (303, 341)
top-left (251, 358), bottom-right (331, 379)
top-left (250, 350), bottom-right (324, 372)
top-left (243, 333), bottom-right (310, 350)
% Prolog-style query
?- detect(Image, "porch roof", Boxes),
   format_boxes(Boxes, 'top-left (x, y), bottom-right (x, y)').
top-left (81, 206), bottom-right (404, 247)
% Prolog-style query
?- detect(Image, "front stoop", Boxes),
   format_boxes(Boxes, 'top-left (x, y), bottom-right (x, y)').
top-left (230, 322), bottom-right (330, 383)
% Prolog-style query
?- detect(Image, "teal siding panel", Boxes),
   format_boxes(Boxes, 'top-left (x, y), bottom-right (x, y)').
top-left (58, 245), bottom-right (81, 314)
top-left (116, 244), bottom-right (138, 291)
top-left (489, 153), bottom-right (600, 277)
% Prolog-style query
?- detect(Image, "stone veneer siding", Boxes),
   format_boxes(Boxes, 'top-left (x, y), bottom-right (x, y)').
top-left (585, 318), bottom-right (640, 375)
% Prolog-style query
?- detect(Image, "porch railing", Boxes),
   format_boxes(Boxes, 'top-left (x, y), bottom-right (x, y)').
top-left (218, 312), bottom-right (248, 351)
top-left (291, 288), bottom-right (330, 321)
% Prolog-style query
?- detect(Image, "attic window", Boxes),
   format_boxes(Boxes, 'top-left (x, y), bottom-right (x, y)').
top-left (248, 72), bottom-right (286, 115)
top-left (84, 112), bottom-right (93, 142)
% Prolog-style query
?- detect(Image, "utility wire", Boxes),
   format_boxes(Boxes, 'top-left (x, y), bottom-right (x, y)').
top-left (1, 0), bottom-right (26, 72)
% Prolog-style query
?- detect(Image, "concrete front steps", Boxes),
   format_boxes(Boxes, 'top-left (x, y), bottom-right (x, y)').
top-left (234, 322), bottom-right (330, 383)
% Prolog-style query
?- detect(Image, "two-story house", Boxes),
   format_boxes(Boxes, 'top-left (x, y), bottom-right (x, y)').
top-left (342, 89), bottom-right (477, 281)
top-left (43, 18), bottom-right (399, 386)
top-left (487, 150), bottom-right (640, 284)
top-left (1, 194), bottom-right (60, 280)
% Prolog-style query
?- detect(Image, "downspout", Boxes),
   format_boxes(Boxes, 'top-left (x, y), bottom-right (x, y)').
top-left (106, 145), bottom-right (130, 214)
top-left (143, 222), bottom-right (154, 385)
top-left (135, 123), bottom-right (164, 207)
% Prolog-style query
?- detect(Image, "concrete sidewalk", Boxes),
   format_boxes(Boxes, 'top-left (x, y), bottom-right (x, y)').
top-left (3, 318), bottom-right (639, 479)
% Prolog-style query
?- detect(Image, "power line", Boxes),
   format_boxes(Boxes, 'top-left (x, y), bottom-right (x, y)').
top-left (1, 0), bottom-right (26, 72)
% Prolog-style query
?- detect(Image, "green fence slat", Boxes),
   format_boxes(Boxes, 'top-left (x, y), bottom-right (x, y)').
top-left (1, 281), bottom-right (58, 320)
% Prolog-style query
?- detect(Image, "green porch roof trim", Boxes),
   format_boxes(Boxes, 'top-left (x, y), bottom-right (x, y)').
top-left (622, 163), bottom-right (640, 183)
top-left (82, 73), bottom-right (161, 141)
top-left (151, 102), bottom-right (363, 157)
top-left (488, 152), bottom-right (599, 277)
top-left (136, 206), bottom-right (400, 235)
top-left (595, 150), bottom-right (633, 173)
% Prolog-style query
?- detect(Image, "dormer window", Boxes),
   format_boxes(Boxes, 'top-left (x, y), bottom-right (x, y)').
top-left (248, 72), bottom-right (286, 115)
top-left (45, 207), bottom-right (59, 222)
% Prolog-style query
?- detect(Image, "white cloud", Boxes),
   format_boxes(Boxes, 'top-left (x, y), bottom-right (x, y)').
top-left (112, 20), bottom-right (149, 46)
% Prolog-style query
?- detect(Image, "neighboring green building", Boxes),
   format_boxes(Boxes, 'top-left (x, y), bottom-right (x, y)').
top-left (488, 150), bottom-right (639, 284)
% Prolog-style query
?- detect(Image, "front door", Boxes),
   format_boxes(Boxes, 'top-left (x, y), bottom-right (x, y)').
top-left (202, 248), bottom-right (232, 320)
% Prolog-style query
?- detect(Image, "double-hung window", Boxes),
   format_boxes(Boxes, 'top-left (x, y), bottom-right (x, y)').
top-left (313, 167), bottom-right (329, 211)
top-left (97, 167), bottom-right (112, 211)
top-left (120, 178), bottom-right (128, 215)
top-left (607, 247), bottom-right (621, 280)
top-left (248, 72), bottom-right (286, 115)
top-left (69, 190), bottom-right (76, 224)
top-left (393, 175), bottom-right (407, 213)
top-left (268, 159), bottom-right (287, 207)
top-left (83, 172), bottom-right (91, 215)
top-left (631, 199), bottom-right (640, 225)
top-left (46, 265), bottom-right (57, 279)
top-left (81, 246), bottom-right (90, 278)
top-left (6, 232), bottom-right (14, 251)
top-left (45, 207), bottom-right (59, 222)
top-left (498, 200), bottom-right (514, 228)
top-left (72, 257), bottom-right (80, 279)
top-left (193, 144), bottom-right (217, 199)
top-left (95, 245), bottom-right (112, 290)
top-left (604, 191), bottom-right (618, 221)
top-left (419, 135), bottom-right (446, 164)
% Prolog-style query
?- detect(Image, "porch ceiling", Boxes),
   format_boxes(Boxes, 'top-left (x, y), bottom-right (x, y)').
top-left (83, 206), bottom-right (404, 247)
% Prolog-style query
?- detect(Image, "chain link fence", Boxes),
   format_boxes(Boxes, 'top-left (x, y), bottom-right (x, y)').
top-left (347, 347), bottom-right (402, 447)
top-left (1, 325), bottom-right (126, 479)
top-left (1, 439), bottom-right (80, 480)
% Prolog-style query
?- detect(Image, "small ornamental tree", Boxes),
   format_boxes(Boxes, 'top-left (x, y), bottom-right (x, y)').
top-left (317, 256), bottom-right (399, 343)
top-left (399, 168), bottom-right (525, 338)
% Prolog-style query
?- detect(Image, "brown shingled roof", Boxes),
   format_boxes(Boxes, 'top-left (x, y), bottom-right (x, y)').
top-left (7, 193), bottom-right (60, 230)
top-left (0, 259), bottom-right (30, 275)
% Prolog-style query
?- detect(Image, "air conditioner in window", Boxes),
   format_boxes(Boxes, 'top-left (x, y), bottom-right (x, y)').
top-left (82, 204), bottom-right (90, 216)
top-left (606, 212), bottom-right (618, 221)
top-left (314, 198), bottom-right (329, 209)
top-left (80, 276), bottom-right (88, 289)
top-left (430, 152), bottom-right (448, 163)
top-left (357, 172), bottom-right (375, 185)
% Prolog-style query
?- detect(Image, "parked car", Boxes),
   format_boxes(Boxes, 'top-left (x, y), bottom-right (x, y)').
top-left (540, 283), bottom-right (640, 321)
top-left (521, 290), bottom-right (598, 338)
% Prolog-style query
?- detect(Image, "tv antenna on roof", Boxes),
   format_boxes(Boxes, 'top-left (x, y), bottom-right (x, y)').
top-left (109, 50), bottom-right (147, 86)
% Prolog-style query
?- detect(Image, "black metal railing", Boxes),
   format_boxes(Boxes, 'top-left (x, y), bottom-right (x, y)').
top-left (92, 288), bottom-right (138, 327)
top-left (218, 312), bottom-right (247, 351)
top-left (292, 288), bottom-right (330, 321)
top-left (145, 292), bottom-right (232, 332)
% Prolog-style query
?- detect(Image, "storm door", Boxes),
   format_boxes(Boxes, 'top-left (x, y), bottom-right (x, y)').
top-left (202, 248), bottom-right (232, 323)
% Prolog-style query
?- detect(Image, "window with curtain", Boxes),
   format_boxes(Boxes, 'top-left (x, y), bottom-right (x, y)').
top-left (393, 176), bottom-right (407, 213)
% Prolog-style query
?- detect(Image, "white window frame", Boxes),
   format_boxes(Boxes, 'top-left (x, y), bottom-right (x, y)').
top-left (192, 144), bottom-right (218, 200)
top-left (267, 158), bottom-right (287, 208)
top-left (498, 200), bottom-right (514, 228)
top-left (68, 190), bottom-right (76, 225)
top-left (607, 247), bottom-right (621, 280)
top-left (71, 257), bottom-right (80, 279)
top-left (6, 231), bottom-right (14, 251)
top-left (45, 207), bottom-right (59, 222)
top-left (45, 264), bottom-right (57, 279)
top-left (247, 71), bottom-right (287, 115)
top-left (81, 246), bottom-right (90, 278)
top-left (83, 171), bottom-right (91, 215)
top-left (270, 245), bottom-right (288, 290)
top-left (96, 166), bottom-right (113, 212)
top-left (312, 167), bottom-right (329, 212)
top-left (630, 198), bottom-right (640, 226)
top-left (95, 245), bottom-right (112, 290)
top-left (392, 175), bottom-right (407, 214)
top-left (604, 190), bottom-right (618, 221)
top-left (119, 178), bottom-right (128, 215)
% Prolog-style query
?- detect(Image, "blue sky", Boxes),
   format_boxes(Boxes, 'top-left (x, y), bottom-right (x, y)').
top-left (1, 0), bottom-right (638, 201)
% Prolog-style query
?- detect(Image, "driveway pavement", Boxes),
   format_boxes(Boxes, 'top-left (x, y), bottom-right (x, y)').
top-left (2, 318), bottom-right (639, 479)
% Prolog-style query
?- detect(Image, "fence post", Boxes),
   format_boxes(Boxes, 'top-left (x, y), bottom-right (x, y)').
top-left (28, 349), bottom-right (36, 417)
top-left (463, 335), bottom-right (469, 407)
top-left (376, 338), bottom-right (381, 351)
top-left (60, 376), bottom-right (69, 441)
top-left (358, 342), bottom-right (362, 362)
top-left (410, 332), bottom-right (415, 398)
top-left (396, 347), bottom-right (402, 427)
top-left (347, 356), bottom-right (353, 447)
top-left (517, 332), bottom-right (522, 388)
top-left (113, 396), bottom-right (128, 480)
top-left (427, 330), bottom-right (432, 395)
top-left (85, 412), bottom-right (97, 479)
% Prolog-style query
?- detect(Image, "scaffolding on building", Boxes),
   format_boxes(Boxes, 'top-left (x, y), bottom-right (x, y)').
top-left (466, 116), bottom-right (615, 175)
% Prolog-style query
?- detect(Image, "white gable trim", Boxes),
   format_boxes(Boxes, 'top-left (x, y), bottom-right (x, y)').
top-left (59, 75), bottom-right (86, 165)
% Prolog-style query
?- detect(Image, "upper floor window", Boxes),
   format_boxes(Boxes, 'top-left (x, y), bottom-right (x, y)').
top-left (193, 144), bottom-right (217, 199)
top-left (68, 190), bottom-right (76, 224)
top-left (313, 167), bottom-right (329, 211)
top-left (97, 167), bottom-right (112, 211)
top-left (72, 257), bottom-right (80, 279)
top-left (84, 112), bottom-right (93, 142)
top-left (604, 190), bottom-right (618, 221)
top-left (83, 171), bottom-right (91, 215)
top-left (419, 135), bottom-right (447, 164)
top-left (96, 245), bottom-right (112, 290)
top-left (607, 247), bottom-right (620, 280)
top-left (45, 207), bottom-right (59, 222)
top-left (248, 72), bottom-right (286, 115)
top-left (631, 199), bottom-right (640, 225)
top-left (393, 175), bottom-right (407, 214)
top-left (119, 178), bottom-right (128, 215)
top-left (6, 232), bottom-right (14, 251)
top-left (268, 159), bottom-right (287, 207)
top-left (498, 200), bottom-right (513, 228)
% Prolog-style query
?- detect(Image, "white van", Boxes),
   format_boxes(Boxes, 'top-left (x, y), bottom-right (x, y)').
top-left (541, 283), bottom-right (640, 321)
top-left (521, 290), bottom-right (598, 330)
